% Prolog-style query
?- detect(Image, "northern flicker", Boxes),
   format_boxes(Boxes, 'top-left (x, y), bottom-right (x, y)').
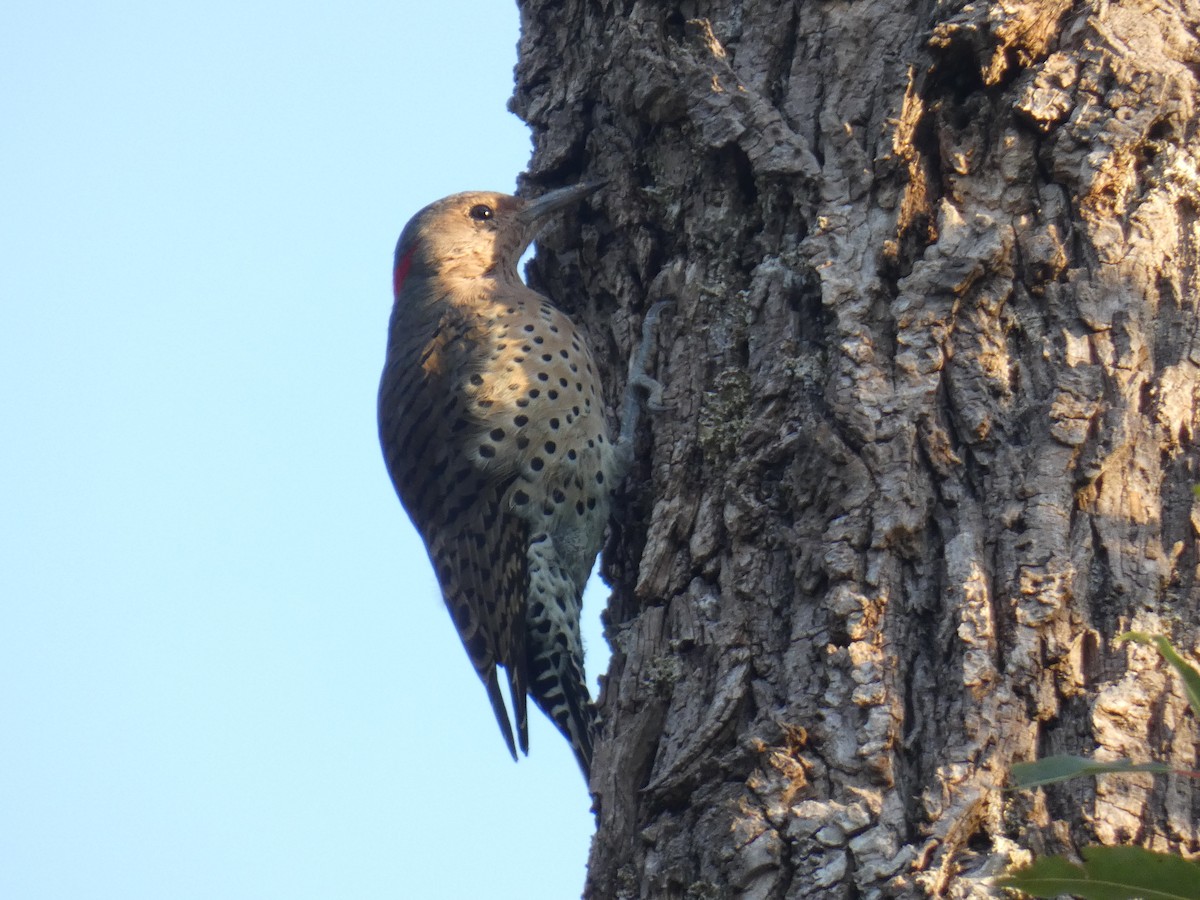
top-left (377, 183), bottom-right (663, 778)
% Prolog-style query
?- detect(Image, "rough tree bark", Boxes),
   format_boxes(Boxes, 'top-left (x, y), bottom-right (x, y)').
top-left (511, 1), bottom-right (1200, 896)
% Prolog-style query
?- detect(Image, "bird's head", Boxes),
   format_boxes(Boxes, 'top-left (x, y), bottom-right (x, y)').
top-left (392, 183), bottom-right (603, 298)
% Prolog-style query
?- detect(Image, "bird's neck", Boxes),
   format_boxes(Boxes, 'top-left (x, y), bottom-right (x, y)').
top-left (399, 265), bottom-right (523, 303)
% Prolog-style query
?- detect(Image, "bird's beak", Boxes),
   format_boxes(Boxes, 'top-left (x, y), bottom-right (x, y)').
top-left (517, 181), bottom-right (605, 227)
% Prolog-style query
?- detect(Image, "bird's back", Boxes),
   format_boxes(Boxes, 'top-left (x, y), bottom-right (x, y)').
top-left (378, 277), bottom-right (613, 775)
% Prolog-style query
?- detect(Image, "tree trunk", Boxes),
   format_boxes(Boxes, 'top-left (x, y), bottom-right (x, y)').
top-left (512, 0), bottom-right (1200, 896)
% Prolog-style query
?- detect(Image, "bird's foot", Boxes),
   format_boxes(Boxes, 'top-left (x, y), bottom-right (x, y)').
top-left (618, 301), bottom-right (672, 447)
top-left (627, 373), bottom-right (666, 413)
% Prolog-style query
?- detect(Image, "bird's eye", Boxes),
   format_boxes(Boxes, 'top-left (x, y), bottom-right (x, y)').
top-left (469, 204), bottom-right (494, 221)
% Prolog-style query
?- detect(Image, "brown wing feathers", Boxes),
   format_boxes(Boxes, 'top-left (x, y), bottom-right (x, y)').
top-left (378, 310), bottom-right (531, 757)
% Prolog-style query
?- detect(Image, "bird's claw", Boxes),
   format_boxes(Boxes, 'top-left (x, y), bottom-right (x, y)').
top-left (618, 300), bottom-right (672, 446)
top-left (628, 373), bottom-right (669, 413)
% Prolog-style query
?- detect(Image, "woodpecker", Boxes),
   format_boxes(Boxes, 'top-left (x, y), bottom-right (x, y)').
top-left (378, 184), bottom-right (663, 779)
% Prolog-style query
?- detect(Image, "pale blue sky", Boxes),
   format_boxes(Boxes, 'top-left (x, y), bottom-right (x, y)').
top-left (1, 3), bottom-right (609, 897)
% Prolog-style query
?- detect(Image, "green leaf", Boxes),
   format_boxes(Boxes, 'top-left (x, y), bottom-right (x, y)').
top-left (1118, 633), bottom-right (1200, 720)
top-left (1000, 846), bottom-right (1200, 899)
top-left (1010, 755), bottom-right (1173, 789)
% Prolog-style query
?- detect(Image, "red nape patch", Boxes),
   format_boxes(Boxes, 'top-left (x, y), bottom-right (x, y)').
top-left (393, 246), bottom-right (416, 297)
